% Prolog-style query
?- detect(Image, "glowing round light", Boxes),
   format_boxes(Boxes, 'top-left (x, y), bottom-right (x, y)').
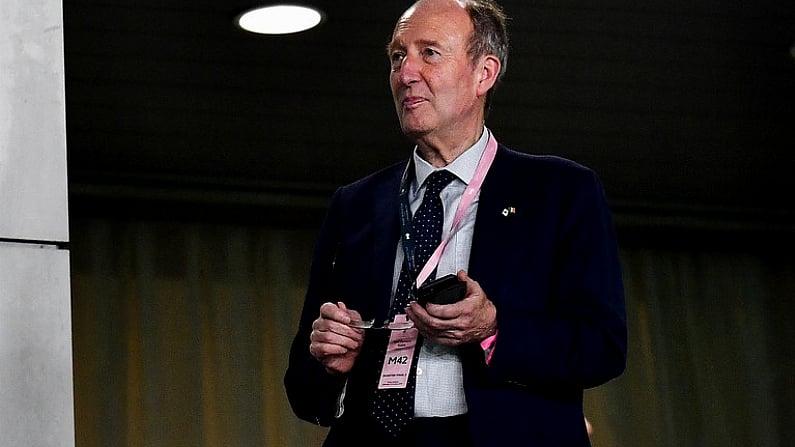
top-left (237, 5), bottom-right (323, 35)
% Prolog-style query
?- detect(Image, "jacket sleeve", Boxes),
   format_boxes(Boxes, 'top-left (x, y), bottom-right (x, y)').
top-left (283, 188), bottom-right (348, 426)
top-left (479, 162), bottom-right (627, 392)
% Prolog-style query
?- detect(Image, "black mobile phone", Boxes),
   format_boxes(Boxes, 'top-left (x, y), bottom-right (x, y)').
top-left (414, 274), bottom-right (466, 306)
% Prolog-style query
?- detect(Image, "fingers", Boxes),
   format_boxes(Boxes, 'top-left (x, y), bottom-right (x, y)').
top-left (319, 301), bottom-right (352, 323)
top-left (406, 272), bottom-right (496, 346)
top-left (315, 302), bottom-right (366, 337)
top-left (310, 330), bottom-right (361, 360)
top-left (310, 321), bottom-right (361, 351)
top-left (405, 303), bottom-right (461, 345)
top-left (309, 302), bottom-right (365, 365)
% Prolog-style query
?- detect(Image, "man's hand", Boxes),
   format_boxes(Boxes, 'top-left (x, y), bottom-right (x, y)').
top-left (309, 302), bottom-right (365, 375)
top-left (405, 270), bottom-right (497, 346)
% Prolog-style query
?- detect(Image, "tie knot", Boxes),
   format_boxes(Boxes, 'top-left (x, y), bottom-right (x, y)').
top-left (423, 170), bottom-right (456, 196)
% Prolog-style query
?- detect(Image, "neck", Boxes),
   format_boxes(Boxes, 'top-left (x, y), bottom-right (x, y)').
top-left (415, 127), bottom-right (484, 168)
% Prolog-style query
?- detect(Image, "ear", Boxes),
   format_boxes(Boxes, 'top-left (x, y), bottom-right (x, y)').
top-left (475, 54), bottom-right (501, 97)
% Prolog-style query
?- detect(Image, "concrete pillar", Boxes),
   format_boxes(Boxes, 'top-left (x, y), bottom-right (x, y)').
top-left (0, 0), bottom-right (75, 445)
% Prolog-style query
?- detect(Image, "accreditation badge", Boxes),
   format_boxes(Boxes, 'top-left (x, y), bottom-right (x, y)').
top-left (377, 314), bottom-right (419, 389)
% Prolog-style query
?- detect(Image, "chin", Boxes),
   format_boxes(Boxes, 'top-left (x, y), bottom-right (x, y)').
top-left (399, 120), bottom-right (430, 139)
top-left (400, 126), bottom-right (428, 141)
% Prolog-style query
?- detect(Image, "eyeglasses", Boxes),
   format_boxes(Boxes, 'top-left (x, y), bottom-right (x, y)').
top-left (347, 318), bottom-right (415, 330)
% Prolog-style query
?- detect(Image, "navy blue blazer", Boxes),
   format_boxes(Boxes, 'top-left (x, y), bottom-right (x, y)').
top-left (285, 144), bottom-right (627, 446)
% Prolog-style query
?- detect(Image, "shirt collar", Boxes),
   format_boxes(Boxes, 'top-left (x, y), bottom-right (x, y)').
top-left (412, 127), bottom-right (490, 189)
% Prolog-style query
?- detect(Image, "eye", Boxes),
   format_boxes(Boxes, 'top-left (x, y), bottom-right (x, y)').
top-left (422, 48), bottom-right (440, 59)
top-left (389, 51), bottom-right (406, 68)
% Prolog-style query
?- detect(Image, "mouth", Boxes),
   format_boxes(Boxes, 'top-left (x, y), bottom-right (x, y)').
top-left (402, 96), bottom-right (426, 109)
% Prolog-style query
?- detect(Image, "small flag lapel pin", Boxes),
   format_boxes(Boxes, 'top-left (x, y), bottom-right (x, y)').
top-left (501, 206), bottom-right (516, 217)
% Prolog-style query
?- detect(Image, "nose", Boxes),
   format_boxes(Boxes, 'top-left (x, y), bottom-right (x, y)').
top-left (396, 53), bottom-right (420, 85)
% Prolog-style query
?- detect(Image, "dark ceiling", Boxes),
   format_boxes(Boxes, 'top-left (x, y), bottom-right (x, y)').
top-left (64, 0), bottom-right (795, 228)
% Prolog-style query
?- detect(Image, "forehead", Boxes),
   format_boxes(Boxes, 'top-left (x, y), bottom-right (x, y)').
top-left (391, 0), bottom-right (473, 47)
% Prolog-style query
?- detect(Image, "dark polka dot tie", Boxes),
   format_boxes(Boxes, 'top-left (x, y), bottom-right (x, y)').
top-left (373, 169), bottom-right (457, 437)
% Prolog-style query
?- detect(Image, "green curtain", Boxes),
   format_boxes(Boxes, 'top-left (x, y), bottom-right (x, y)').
top-left (70, 216), bottom-right (794, 447)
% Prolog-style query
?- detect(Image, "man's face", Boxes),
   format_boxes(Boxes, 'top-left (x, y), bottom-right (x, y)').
top-left (388, 0), bottom-right (483, 142)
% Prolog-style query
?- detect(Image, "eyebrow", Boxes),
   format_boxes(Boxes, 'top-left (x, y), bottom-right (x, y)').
top-left (386, 40), bottom-right (403, 55)
top-left (386, 38), bottom-right (443, 55)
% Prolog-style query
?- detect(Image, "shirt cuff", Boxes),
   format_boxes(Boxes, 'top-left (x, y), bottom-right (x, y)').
top-left (335, 379), bottom-right (348, 418)
top-left (479, 331), bottom-right (498, 365)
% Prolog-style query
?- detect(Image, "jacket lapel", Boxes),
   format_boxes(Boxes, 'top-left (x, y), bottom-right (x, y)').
top-left (370, 164), bottom-right (406, 320)
top-left (468, 147), bottom-right (514, 282)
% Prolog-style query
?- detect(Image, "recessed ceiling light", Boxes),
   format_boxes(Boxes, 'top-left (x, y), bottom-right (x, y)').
top-left (237, 4), bottom-right (323, 35)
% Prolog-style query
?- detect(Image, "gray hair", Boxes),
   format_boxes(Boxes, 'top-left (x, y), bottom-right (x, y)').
top-left (462, 0), bottom-right (510, 113)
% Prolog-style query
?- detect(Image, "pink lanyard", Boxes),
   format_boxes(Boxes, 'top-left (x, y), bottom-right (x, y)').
top-left (413, 133), bottom-right (498, 288)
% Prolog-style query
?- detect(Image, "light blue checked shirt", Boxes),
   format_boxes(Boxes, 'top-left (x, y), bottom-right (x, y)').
top-left (394, 127), bottom-right (490, 417)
